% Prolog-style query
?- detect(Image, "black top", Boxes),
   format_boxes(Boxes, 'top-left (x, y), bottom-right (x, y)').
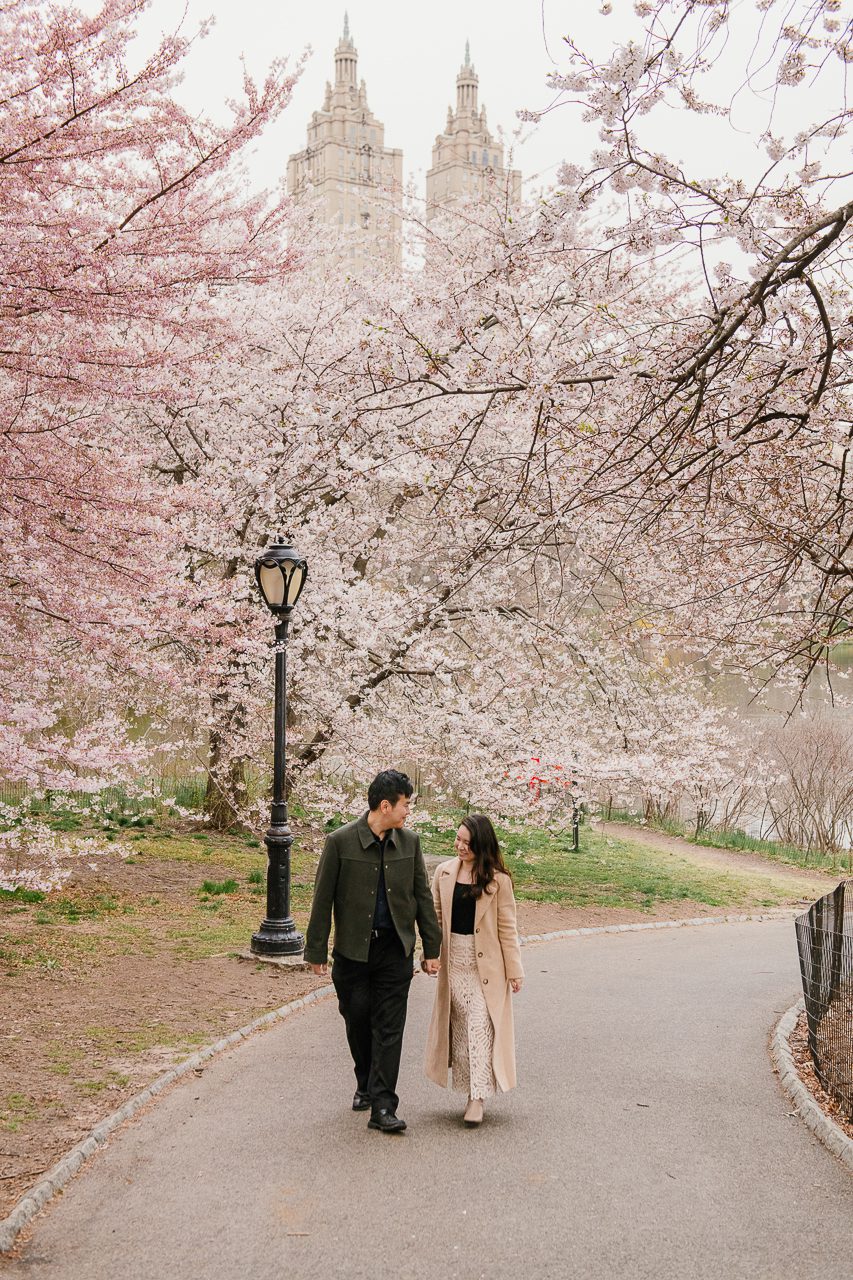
top-left (371, 834), bottom-right (394, 930)
top-left (450, 881), bottom-right (476, 934)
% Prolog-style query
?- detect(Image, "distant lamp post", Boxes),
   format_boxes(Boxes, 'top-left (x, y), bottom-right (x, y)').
top-left (250, 537), bottom-right (308, 958)
top-left (570, 780), bottom-right (580, 852)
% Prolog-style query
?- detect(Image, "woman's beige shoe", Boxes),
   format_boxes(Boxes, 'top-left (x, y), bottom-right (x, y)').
top-left (463, 1097), bottom-right (484, 1127)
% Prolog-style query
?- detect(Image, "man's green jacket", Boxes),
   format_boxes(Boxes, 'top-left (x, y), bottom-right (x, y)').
top-left (304, 814), bottom-right (442, 965)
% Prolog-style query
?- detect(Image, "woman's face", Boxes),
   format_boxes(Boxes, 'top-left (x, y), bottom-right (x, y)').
top-left (454, 825), bottom-right (475, 863)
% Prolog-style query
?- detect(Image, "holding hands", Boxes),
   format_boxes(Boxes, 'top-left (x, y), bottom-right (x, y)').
top-left (312, 958), bottom-right (439, 976)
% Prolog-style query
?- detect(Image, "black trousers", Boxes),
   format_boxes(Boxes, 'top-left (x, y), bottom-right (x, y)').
top-left (331, 929), bottom-right (414, 1113)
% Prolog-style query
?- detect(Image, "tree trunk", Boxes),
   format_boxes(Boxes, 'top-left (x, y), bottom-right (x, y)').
top-left (205, 726), bottom-right (249, 830)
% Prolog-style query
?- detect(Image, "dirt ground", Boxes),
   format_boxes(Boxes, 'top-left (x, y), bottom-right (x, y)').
top-left (0, 823), bottom-right (834, 1226)
top-left (788, 1010), bottom-right (853, 1143)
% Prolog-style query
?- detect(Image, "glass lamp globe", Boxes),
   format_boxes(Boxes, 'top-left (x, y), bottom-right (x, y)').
top-left (254, 538), bottom-right (308, 615)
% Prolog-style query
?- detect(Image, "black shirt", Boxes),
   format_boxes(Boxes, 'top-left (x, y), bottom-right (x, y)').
top-left (450, 881), bottom-right (476, 934)
top-left (372, 834), bottom-right (394, 930)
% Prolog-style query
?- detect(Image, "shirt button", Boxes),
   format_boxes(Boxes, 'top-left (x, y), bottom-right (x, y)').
top-left (477, 952), bottom-right (483, 957)
top-left (483, 978), bottom-right (488, 984)
top-left (475, 927), bottom-right (480, 933)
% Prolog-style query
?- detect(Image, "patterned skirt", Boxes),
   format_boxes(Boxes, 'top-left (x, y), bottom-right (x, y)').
top-left (449, 932), bottom-right (497, 1098)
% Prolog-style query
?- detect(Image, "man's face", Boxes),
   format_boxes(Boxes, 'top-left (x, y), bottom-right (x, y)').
top-left (383, 794), bottom-right (412, 828)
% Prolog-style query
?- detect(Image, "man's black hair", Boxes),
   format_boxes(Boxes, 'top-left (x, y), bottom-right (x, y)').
top-left (367, 769), bottom-right (413, 811)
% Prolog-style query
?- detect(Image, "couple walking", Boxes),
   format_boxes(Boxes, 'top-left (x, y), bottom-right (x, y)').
top-left (305, 769), bottom-right (524, 1132)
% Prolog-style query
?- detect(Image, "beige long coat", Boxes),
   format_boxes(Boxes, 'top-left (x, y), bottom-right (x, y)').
top-left (424, 858), bottom-right (524, 1092)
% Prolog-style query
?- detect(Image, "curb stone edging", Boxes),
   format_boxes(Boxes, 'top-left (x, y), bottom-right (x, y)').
top-left (0, 985), bottom-right (336, 1255)
top-left (771, 998), bottom-right (853, 1172)
top-left (0, 909), bottom-right (799, 1254)
top-left (519, 908), bottom-right (798, 944)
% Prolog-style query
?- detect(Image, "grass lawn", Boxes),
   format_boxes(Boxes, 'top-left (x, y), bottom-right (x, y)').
top-left (0, 826), bottom-right (324, 974)
top-left (1, 814), bottom-right (811, 984)
top-left (420, 822), bottom-right (800, 911)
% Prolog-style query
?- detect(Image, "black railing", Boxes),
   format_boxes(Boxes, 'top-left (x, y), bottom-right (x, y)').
top-left (795, 880), bottom-right (853, 1120)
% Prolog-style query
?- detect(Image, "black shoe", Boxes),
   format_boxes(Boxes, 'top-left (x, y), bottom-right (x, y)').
top-left (352, 1090), bottom-right (371, 1111)
top-left (367, 1109), bottom-right (407, 1133)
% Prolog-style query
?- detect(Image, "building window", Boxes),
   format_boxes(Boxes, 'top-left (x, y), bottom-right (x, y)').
top-left (361, 211), bottom-right (370, 229)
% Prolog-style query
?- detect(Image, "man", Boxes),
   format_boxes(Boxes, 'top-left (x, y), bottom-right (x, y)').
top-left (305, 770), bottom-right (441, 1133)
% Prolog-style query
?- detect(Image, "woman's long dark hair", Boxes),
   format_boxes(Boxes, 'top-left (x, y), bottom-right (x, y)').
top-left (460, 814), bottom-right (511, 898)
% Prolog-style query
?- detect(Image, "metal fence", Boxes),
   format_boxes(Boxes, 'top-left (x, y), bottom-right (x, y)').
top-left (795, 880), bottom-right (853, 1120)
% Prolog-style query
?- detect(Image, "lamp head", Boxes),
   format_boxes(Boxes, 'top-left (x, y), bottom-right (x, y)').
top-left (254, 537), bottom-right (308, 617)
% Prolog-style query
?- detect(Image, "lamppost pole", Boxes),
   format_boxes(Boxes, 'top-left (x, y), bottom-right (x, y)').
top-left (570, 779), bottom-right (580, 853)
top-left (250, 538), bottom-right (307, 959)
top-left (271, 619), bottom-right (289, 828)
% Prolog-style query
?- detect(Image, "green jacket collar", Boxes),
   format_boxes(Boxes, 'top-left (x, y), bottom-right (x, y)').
top-left (357, 811), bottom-right (399, 850)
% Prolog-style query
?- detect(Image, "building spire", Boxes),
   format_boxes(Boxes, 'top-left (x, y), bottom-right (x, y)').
top-left (456, 39), bottom-right (478, 114)
top-left (335, 11), bottom-right (357, 85)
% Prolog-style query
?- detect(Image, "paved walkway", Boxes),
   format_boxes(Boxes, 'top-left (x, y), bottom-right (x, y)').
top-left (7, 920), bottom-right (853, 1279)
top-left (596, 820), bottom-right (840, 894)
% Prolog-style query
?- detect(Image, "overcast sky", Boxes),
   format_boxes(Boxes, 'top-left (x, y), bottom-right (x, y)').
top-left (135, 0), bottom-right (651, 200)
top-left (134, 0), bottom-right (845, 207)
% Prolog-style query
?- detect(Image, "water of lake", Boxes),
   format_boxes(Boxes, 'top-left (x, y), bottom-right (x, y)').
top-left (699, 644), bottom-right (853, 844)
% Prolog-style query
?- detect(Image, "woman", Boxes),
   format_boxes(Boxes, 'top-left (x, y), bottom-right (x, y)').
top-left (425, 813), bottom-right (524, 1126)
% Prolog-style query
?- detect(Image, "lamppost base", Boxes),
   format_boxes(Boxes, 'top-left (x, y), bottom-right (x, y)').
top-left (239, 949), bottom-right (307, 968)
top-left (250, 918), bottom-right (305, 958)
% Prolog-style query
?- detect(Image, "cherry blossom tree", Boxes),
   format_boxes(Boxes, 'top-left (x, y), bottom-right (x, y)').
top-left (348, 0), bottom-right (853, 687)
top-left (144, 213), bottom-right (747, 828)
top-left (206, 0), bottom-right (853, 826)
top-left (0, 0), bottom-right (300, 792)
top-left (524, 1), bottom-right (853, 678)
top-left (6, 0), bottom-right (850, 858)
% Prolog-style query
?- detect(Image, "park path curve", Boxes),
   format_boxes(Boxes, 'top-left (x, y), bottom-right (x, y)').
top-left (6, 919), bottom-right (852, 1280)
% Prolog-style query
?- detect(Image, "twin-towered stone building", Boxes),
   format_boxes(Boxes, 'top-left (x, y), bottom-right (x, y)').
top-left (286, 16), bottom-right (522, 267)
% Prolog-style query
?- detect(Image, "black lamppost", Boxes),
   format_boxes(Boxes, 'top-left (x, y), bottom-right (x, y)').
top-left (570, 781), bottom-right (580, 853)
top-left (250, 536), bottom-right (308, 958)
